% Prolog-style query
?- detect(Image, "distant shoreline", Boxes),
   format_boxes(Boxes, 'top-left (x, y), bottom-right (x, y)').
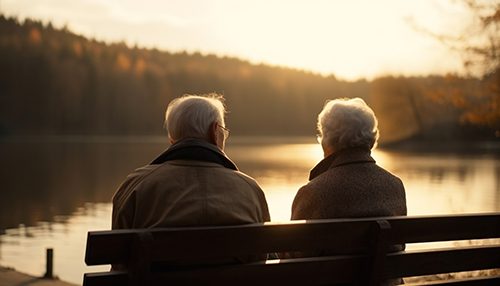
top-left (0, 134), bottom-right (316, 143)
top-left (380, 138), bottom-right (500, 155)
top-left (1, 134), bottom-right (498, 155)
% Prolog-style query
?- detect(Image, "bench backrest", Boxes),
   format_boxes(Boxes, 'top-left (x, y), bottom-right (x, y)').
top-left (84, 213), bottom-right (500, 285)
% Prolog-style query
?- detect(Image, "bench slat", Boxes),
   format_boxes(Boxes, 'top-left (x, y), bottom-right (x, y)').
top-left (388, 214), bottom-right (500, 244)
top-left (408, 275), bottom-right (500, 286)
top-left (150, 220), bottom-right (377, 261)
top-left (83, 271), bottom-right (128, 286)
top-left (86, 220), bottom-right (377, 265)
top-left (385, 245), bottom-right (500, 278)
top-left (85, 213), bottom-right (500, 266)
top-left (85, 231), bottom-right (135, 265)
top-left (151, 255), bottom-right (367, 286)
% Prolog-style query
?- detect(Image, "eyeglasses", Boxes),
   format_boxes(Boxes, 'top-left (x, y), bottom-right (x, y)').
top-left (217, 124), bottom-right (230, 139)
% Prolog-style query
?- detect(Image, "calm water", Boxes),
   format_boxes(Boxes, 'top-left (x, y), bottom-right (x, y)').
top-left (0, 136), bottom-right (499, 285)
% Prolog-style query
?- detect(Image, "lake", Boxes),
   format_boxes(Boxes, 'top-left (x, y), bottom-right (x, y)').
top-left (0, 136), bottom-right (499, 285)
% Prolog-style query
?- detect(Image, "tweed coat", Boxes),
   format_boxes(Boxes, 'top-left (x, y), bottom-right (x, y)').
top-left (292, 147), bottom-right (407, 220)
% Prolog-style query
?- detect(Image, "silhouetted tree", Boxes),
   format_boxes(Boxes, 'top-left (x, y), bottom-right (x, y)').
top-left (0, 15), bottom-right (495, 142)
top-left (412, 0), bottom-right (499, 131)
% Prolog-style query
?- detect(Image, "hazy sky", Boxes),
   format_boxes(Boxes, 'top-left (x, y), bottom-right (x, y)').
top-left (1, 0), bottom-right (473, 80)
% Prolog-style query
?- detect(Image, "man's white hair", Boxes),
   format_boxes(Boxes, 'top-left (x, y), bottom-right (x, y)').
top-left (165, 93), bottom-right (226, 142)
top-left (317, 97), bottom-right (379, 151)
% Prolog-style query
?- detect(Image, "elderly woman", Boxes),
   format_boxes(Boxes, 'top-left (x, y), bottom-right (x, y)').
top-left (291, 97), bottom-right (407, 220)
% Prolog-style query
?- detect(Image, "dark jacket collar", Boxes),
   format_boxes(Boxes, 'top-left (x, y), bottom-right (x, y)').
top-left (151, 138), bottom-right (238, 170)
top-left (309, 147), bottom-right (375, 180)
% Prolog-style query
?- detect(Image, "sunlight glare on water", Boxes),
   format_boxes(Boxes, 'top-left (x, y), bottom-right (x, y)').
top-left (226, 142), bottom-right (324, 221)
top-left (372, 149), bottom-right (499, 215)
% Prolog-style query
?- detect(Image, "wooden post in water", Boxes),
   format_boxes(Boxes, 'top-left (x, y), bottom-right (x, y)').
top-left (43, 248), bottom-right (54, 279)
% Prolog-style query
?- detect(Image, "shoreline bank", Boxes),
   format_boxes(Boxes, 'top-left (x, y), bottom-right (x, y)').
top-left (0, 266), bottom-right (77, 286)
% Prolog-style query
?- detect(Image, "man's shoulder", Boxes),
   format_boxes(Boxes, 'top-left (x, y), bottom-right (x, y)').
top-left (119, 164), bottom-right (162, 187)
top-left (232, 170), bottom-right (261, 188)
top-left (131, 164), bottom-right (161, 176)
top-left (113, 164), bottom-right (159, 197)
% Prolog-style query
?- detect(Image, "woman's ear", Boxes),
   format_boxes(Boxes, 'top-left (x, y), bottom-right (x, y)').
top-left (321, 139), bottom-right (335, 157)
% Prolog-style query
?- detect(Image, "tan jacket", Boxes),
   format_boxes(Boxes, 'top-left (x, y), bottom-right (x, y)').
top-left (112, 140), bottom-right (270, 229)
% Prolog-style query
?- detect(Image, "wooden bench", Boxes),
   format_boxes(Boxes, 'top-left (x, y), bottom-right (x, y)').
top-left (83, 213), bottom-right (500, 285)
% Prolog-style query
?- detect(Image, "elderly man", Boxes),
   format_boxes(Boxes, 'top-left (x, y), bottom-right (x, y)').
top-left (112, 94), bottom-right (270, 229)
top-left (292, 97), bottom-right (406, 220)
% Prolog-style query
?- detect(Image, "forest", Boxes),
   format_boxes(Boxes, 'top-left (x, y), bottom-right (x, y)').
top-left (0, 15), bottom-right (497, 145)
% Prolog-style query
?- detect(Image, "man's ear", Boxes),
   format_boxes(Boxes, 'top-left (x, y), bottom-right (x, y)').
top-left (208, 121), bottom-right (218, 145)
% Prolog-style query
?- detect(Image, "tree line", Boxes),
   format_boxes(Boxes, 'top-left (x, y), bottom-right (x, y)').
top-left (0, 15), bottom-right (497, 144)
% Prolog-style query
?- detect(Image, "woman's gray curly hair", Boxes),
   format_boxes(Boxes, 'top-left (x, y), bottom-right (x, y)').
top-left (317, 97), bottom-right (379, 151)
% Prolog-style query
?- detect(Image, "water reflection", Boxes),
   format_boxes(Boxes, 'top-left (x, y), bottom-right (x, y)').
top-left (0, 137), bottom-right (498, 227)
top-left (0, 137), bottom-right (498, 284)
top-left (0, 137), bottom-right (166, 230)
top-left (0, 137), bottom-right (498, 226)
top-left (0, 203), bottom-right (111, 283)
top-left (373, 150), bottom-right (499, 215)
